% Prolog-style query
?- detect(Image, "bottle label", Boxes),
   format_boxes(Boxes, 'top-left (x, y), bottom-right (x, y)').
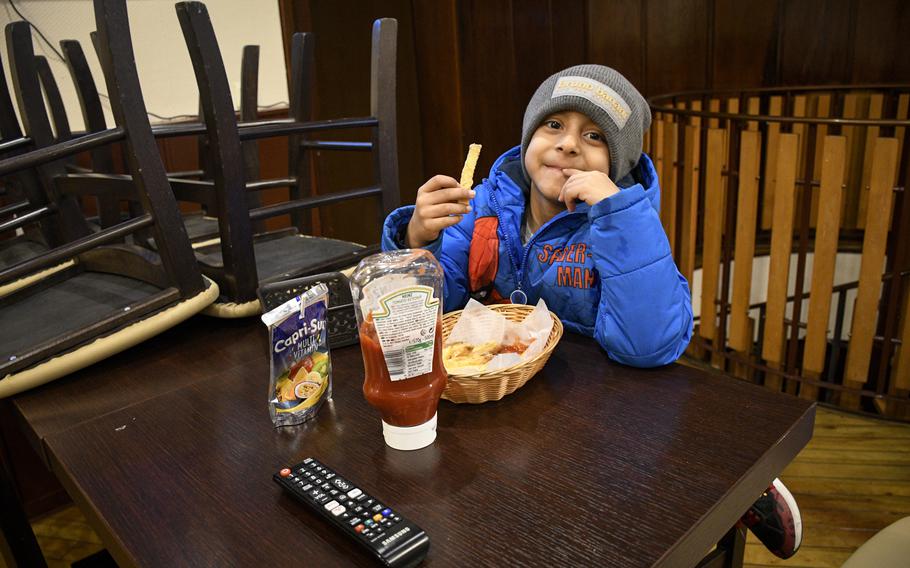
top-left (372, 284), bottom-right (439, 381)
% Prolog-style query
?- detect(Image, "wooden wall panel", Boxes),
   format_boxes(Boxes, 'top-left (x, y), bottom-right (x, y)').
top-left (549, 0), bottom-right (587, 72)
top-left (512, 0), bottom-right (556, 108)
top-left (646, 0), bottom-right (708, 95)
top-left (852, 0), bottom-right (910, 83)
top-left (779, 0), bottom-right (853, 85)
top-left (712, 0), bottom-right (779, 89)
top-left (412, 0), bottom-right (464, 181)
top-left (586, 0), bottom-right (644, 91)
top-left (457, 0), bottom-right (520, 179)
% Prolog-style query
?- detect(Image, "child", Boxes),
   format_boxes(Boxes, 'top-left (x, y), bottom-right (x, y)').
top-left (381, 64), bottom-right (801, 558)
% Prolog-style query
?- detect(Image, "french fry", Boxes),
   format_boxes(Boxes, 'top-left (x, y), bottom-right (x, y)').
top-left (458, 143), bottom-right (482, 205)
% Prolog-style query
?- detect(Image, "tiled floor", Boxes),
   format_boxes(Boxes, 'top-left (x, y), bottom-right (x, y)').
top-left (2, 506), bottom-right (104, 568)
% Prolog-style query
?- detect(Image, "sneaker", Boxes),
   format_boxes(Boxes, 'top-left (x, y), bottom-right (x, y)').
top-left (739, 478), bottom-right (803, 559)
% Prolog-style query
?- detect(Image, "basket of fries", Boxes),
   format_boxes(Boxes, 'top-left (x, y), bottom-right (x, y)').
top-left (440, 303), bottom-right (563, 404)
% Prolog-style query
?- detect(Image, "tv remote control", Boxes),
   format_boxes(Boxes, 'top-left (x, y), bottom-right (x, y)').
top-left (274, 457), bottom-right (430, 567)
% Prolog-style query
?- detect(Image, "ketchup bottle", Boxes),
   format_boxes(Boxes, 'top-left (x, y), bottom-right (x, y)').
top-left (350, 250), bottom-right (447, 450)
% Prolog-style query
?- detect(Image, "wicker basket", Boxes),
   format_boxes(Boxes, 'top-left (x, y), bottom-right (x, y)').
top-left (441, 304), bottom-right (564, 404)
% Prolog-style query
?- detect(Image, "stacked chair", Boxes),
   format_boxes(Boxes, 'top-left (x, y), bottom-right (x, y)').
top-left (0, 1), bottom-right (219, 399)
top-left (0, 0), bottom-right (402, 394)
top-left (1, 0), bottom-right (401, 564)
top-left (174, 1), bottom-right (399, 316)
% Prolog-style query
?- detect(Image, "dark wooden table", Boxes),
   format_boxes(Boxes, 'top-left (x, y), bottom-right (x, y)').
top-left (11, 315), bottom-right (814, 567)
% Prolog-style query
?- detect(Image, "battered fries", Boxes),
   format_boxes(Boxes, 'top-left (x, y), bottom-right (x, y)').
top-left (458, 143), bottom-right (482, 204)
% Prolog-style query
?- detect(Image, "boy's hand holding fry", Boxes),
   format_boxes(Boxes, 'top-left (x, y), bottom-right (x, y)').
top-left (406, 176), bottom-right (475, 248)
top-left (406, 144), bottom-right (482, 249)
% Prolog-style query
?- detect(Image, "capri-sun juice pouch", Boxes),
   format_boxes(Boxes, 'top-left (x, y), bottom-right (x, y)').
top-left (260, 283), bottom-right (332, 427)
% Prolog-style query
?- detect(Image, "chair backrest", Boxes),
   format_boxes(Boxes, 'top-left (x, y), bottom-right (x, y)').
top-left (58, 38), bottom-right (125, 229)
top-left (34, 55), bottom-right (73, 143)
top-left (5, 22), bottom-right (91, 245)
top-left (174, 1), bottom-right (399, 303)
top-left (0, 49), bottom-right (52, 247)
top-left (0, 0), bottom-right (209, 378)
top-left (240, 44), bottom-right (261, 181)
top-left (0, 1), bottom-right (204, 297)
top-left (61, 39), bottom-right (114, 171)
top-left (66, 34), bottom-right (262, 226)
top-left (285, 23), bottom-right (400, 231)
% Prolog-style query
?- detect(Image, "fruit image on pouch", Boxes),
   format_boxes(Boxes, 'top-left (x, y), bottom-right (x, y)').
top-left (276, 351), bottom-right (329, 403)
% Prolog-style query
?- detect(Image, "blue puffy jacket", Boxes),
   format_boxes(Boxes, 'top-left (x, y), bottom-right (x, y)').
top-left (382, 145), bottom-right (692, 367)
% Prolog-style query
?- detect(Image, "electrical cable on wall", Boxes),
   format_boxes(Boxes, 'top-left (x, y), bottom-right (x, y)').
top-left (5, 0), bottom-right (288, 122)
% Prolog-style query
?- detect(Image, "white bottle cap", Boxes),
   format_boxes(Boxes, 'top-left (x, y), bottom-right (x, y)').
top-left (381, 413), bottom-right (438, 451)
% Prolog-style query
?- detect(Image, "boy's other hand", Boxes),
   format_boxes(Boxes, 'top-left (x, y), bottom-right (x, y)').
top-left (406, 175), bottom-right (475, 248)
top-left (559, 168), bottom-right (620, 212)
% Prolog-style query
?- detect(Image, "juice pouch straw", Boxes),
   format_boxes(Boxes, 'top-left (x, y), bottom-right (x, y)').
top-left (260, 283), bottom-right (332, 427)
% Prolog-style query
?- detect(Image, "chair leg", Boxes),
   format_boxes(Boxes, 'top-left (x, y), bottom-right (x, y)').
top-left (0, 449), bottom-right (47, 568)
top-left (694, 525), bottom-right (746, 568)
top-left (720, 525), bottom-right (746, 568)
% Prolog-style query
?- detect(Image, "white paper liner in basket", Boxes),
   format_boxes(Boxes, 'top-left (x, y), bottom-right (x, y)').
top-left (444, 298), bottom-right (554, 375)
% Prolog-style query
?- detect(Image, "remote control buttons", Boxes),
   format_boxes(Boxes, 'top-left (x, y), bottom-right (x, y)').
top-left (309, 490), bottom-right (329, 504)
top-left (276, 460), bottom-right (428, 566)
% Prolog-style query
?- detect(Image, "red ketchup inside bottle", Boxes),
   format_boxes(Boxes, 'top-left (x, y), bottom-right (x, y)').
top-left (359, 313), bottom-right (447, 427)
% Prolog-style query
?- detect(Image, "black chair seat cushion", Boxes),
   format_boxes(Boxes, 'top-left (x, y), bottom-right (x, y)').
top-left (146, 213), bottom-right (220, 250)
top-left (181, 213), bottom-right (219, 242)
top-left (0, 271), bottom-right (159, 360)
top-left (197, 234), bottom-right (366, 283)
top-left (0, 238), bottom-right (48, 269)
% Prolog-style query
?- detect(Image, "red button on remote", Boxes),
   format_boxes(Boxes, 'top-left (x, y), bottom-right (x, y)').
top-left (280, 468), bottom-right (291, 477)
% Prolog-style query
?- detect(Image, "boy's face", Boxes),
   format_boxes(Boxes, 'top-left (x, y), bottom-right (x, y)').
top-left (524, 110), bottom-right (610, 203)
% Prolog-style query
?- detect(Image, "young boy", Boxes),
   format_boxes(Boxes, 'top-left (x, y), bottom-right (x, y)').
top-left (381, 64), bottom-right (801, 558)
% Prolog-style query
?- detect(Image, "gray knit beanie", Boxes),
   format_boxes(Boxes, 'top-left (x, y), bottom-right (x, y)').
top-left (520, 64), bottom-right (651, 182)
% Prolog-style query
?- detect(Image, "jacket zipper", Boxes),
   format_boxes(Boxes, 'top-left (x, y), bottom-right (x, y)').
top-left (488, 183), bottom-right (582, 304)
top-left (488, 188), bottom-right (526, 303)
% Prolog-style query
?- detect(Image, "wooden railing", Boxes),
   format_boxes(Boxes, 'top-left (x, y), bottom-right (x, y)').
top-left (648, 85), bottom-right (910, 420)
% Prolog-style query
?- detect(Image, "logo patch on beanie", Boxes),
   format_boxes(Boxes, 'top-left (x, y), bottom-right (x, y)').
top-left (551, 76), bottom-right (631, 130)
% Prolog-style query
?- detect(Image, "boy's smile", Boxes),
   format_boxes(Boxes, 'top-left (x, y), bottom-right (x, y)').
top-left (524, 110), bottom-right (611, 203)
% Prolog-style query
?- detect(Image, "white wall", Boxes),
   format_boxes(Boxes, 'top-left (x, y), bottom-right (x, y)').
top-left (0, 0), bottom-right (288, 130)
